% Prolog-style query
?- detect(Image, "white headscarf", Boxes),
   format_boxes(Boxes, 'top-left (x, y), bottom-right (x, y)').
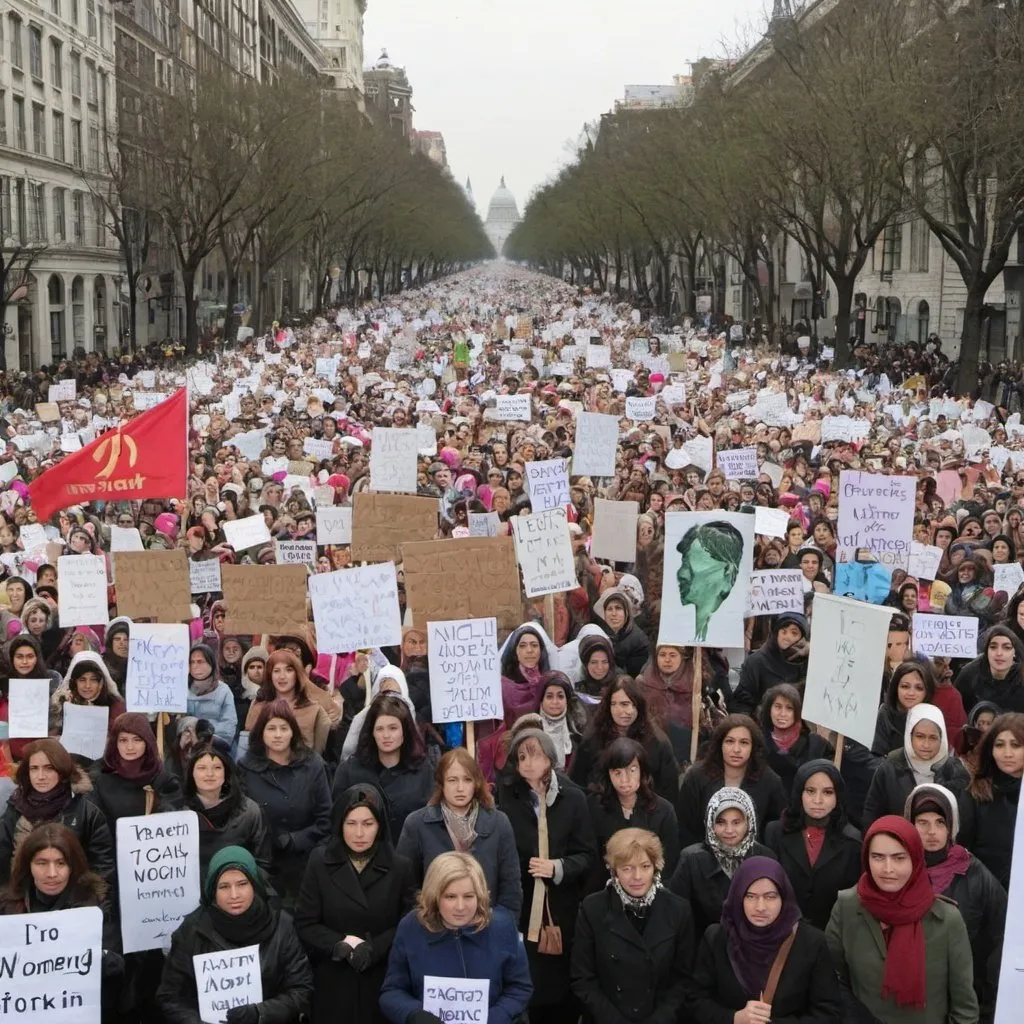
top-left (904, 704), bottom-right (950, 787)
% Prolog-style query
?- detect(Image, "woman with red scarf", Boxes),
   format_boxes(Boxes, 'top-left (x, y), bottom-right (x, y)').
top-left (825, 815), bottom-right (978, 1023)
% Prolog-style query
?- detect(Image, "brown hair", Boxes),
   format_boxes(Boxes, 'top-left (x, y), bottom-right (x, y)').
top-left (698, 713), bottom-right (770, 781)
top-left (8, 823), bottom-right (103, 901)
top-left (969, 711), bottom-right (1024, 801)
top-left (248, 699), bottom-right (309, 758)
top-left (15, 739), bottom-right (80, 791)
top-left (428, 748), bottom-right (494, 810)
top-left (257, 650), bottom-right (312, 707)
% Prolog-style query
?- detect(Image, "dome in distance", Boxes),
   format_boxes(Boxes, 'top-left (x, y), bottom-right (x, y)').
top-left (486, 176), bottom-right (521, 225)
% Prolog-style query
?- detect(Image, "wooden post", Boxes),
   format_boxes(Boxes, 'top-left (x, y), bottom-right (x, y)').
top-left (157, 712), bottom-right (168, 761)
top-left (542, 594), bottom-right (556, 642)
top-left (690, 650), bottom-right (703, 765)
top-left (466, 720), bottom-right (475, 759)
top-left (834, 734), bottom-right (845, 769)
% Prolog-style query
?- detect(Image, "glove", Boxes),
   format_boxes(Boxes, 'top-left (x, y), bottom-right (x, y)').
top-left (348, 940), bottom-right (373, 972)
top-left (331, 940), bottom-right (354, 962)
top-left (225, 1006), bottom-right (260, 1024)
top-left (274, 833), bottom-right (293, 852)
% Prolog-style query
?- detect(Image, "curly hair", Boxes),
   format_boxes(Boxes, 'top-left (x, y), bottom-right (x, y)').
top-left (697, 713), bottom-right (770, 782)
top-left (584, 677), bottom-right (664, 750)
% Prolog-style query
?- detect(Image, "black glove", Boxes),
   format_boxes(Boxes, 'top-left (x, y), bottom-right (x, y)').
top-left (225, 1006), bottom-right (260, 1024)
top-left (331, 940), bottom-right (354, 962)
top-left (274, 833), bottom-right (293, 852)
top-left (407, 1013), bottom-right (442, 1024)
top-left (101, 950), bottom-right (125, 978)
top-left (348, 940), bottom-right (373, 972)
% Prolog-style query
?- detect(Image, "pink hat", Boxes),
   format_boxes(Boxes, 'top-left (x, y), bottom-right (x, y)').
top-left (154, 513), bottom-right (178, 539)
top-left (649, 373), bottom-right (665, 384)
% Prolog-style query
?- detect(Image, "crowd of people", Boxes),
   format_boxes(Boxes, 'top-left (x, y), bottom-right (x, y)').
top-left (0, 264), bottom-right (1017, 1024)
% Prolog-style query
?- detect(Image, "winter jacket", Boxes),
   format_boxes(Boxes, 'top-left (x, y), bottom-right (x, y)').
top-left (729, 629), bottom-right (808, 716)
top-left (763, 729), bottom-right (835, 796)
top-left (187, 681), bottom-right (237, 747)
top-left (958, 781), bottom-right (1019, 890)
top-left (826, 888), bottom-right (979, 1024)
top-left (571, 885), bottom-right (694, 1024)
top-left (396, 804), bottom-right (523, 916)
top-left (691, 920), bottom-right (842, 1024)
top-left (585, 792), bottom-right (681, 890)
top-left (593, 589), bottom-right (651, 678)
top-left (157, 906), bottom-right (313, 1024)
top-left (675, 764), bottom-right (787, 848)
top-left (862, 749), bottom-right (970, 826)
top-left (838, 738), bottom-right (882, 830)
top-left (332, 756), bottom-right (434, 845)
top-left (379, 907), bottom-right (532, 1024)
top-left (88, 766), bottom-right (182, 838)
top-left (955, 654), bottom-right (1024, 715)
top-left (245, 696), bottom-right (331, 756)
top-left (871, 702), bottom-right (908, 756)
top-left (764, 819), bottom-right (862, 930)
top-left (188, 794), bottom-right (273, 877)
top-left (570, 732), bottom-right (679, 803)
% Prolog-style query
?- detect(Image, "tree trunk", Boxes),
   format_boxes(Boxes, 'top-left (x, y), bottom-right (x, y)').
top-left (956, 288), bottom-right (988, 396)
top-left (832, 274), bottom-right (856, 367)
top-left (182, 268), bottom-right (200, 355)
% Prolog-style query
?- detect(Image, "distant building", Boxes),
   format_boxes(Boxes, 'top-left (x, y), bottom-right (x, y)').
top-left (412, 130), bottom-right (447, 168)
top-left (291, 0), bottom-right (365, 99)
top-left (617, 75), bottom-right (694, 110)
top-left (363, 49), bottom-right (413, 137)
top-left (464, 177), bottom-right (474, 205)
top-left (484, 177), bottom-right (520, 258)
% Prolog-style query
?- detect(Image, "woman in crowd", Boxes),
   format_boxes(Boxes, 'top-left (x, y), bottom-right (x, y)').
top-left (183, 743), bottom-right (271, 875)
top-left (570, 679), bottom-right (678, 802)
top-left (238, 700), bottom-right (331, 905)
top-left (245, 650), bottom-right (331, 755)
top-left (764, 759), bottom-right (861, 930)
top-left (730, 613), bottom-right (809, 716)
top-left (668, 787), bottom-right (775, 938)
top-left (872, 659), bottom-right (936, 756)
top-left (0, 738), bottom-right (113, 883)
top-left (102, 616), bottom-right (131, 691)
top-left (675, 714), bottom-right (787, 848)
top-left (5, 633), bottom-right (62, 696)
top-left (826, 816), bottom-right (978, 1024)
top-left (585, 738), bottom-right (680, 888)
top-left (500, 623), bottom-right (554, 726)
top-left (576, 633), bottom-right (619, 699)
top-left (158, 845), bottom-right (314, 1024)
top-left (863, 704), bottom-right (970, 825)
top-left (537, 671), bottom-right (585, 770)
top-left (296, 784), bottom-right (416, 1024)
top-left (498, 726), bottom-right (595, 1024)
top-left (571, 829), bottom-right (694, 1024)
top-left (186, 642), bottom-right (237, 748)
top-left (397, 747), bottom-right (522, 916)
top-left (690, 856), bottom-right (842, 1024)
top-left (956, 625), bottom-right (1024, 715)
top-left (592, 588), bottom-right (650, 677)
top-left (758, 683), bottom-right (834, 794)
top-left (49, 651), bottom-right (126, 754)
top-left (957, 711), bottom-right (1024, 889)
top-left (341, 666), bottom-right (416, 761)
top-left (380, 852), bottom-right (532, 1024)
top-left (332, 694), bottom-right (433, 842)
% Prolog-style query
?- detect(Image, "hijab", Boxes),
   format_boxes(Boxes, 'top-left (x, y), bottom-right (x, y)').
top-left (102, 712), bottom-right (161, 784)
top-left (904, 783), bottom-right (972, 895)
top-left (780, 758), bottom-right (848, 832)
top-left (903, 704), bottom-right (949, 786)
top-left (856, 816), bottom-right (934, 1010)
top-left (331, 783), bottom-right (389, 871)
top-left (203, 845), bottom-right (276, 946)
top-left (538, 673), bottom-right (575, 768)
top-left (578, 633), bottom-right (617, 696)
top-left (705, 786), bottom-right (757, 877)
top-left (721, 856), bottom-right (802, 998)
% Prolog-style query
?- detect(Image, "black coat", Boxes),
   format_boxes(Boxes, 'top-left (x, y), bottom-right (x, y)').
top-left (729, 644), bottom-right (806, 716)
top-left (332, 757), bottom-right (434, 844)
top-left (862, 750), bottom-right (970, 826)
top-left (585, 792), bottom-right (680, 891)
top-left (666, 841), bottom-right (777, 938)
top-left (498, 774), bottom-right (597, 1008)
top-left (571, 885), bottom-right (694, 1024)
top-left (238, 752), bottom-right (332, 898)
top-left (570, 733), bottom-right (679, 803)
top-left (189, 795), bottom-right (273, 877)
top-left (955, 656), bottom-right (1024, 715)
top-left (958, 784), bottom-right (1019, 890)
top-left (157, 906), bottom-right (313, 1024)
top-left (870, 704), bottom-right (907, 757)
top-left (294, 838), bottom-right (416, 1024)
top-left (690, 920), bottom-right (842, 1024)
top-left (763, 731), bottom-right (835, 796)
top-left (88, 767), bottom-right (183, 838)
top-left (675, 765), bottom-right (787, 848)
top-left (602, 622), bottom-right (651, 678)
top-left (764, 819), bottom-right (862, 930)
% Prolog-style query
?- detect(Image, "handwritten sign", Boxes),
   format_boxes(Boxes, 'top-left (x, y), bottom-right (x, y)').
top-left (370, 427), bottom-right (419, 493)
top-left (118, 811), bottom-right (200, 953)
top-left (754, 506), bottom-right (790, 539)
top-left (524, 459), bottom-right (570, 511)
top-left (837, 471), bottom-right (915, 569)
top-left (801, 594), bottom-right (894, 748)
top-left (114, 550), bottom-right (192, 622)
top-left (309, 563), bottom-right (402, 653)
top-left (625, 396), bottom-right (656, 421)
top-left (60, 703), bottom-right (109, 761)
top-left (189, 558), bottom-right (222, 595)
top-left (194, 943), bottom-right (262, 1024)
top-left (222, 516), bottom-right (272, 552)
top-left (427, 618), bottom-right (503, 723)
top-left (573, 412), bottom-right (618, 477)
top-left (303, 437), bottom-right (335, 461)
top-left (747, 570), bottom-right (805, 616)
top-left (468, 512), bottom-right (499, 537)
top-left (907, 542), bottom-right (943, 581)
top-left (495, 394), bottom-right (532, 421)
top-left (48, 379), bottom-right (77, 402)
top-left (57, 555), bottom-right (108, 627)
top-left (717, 447), bottom-right (758, 480)
top-left (126, 623), bottom-right (189, 714)
top-left (274, 540), bottom-right (316, 567)
top-left (316, 506), bottom-right (352, 545)
top-left (994, 562), bottom-right (1024, 596)
top-left (585, 344), bottom-right (611, 368)
top-left (8, 679), bottom-right (51, 739)
top-left (512, 507), bottom-right (576, 598)
top-left (423, 977), bottom-right (490, 1024)
top-left (590, 499), bottom-right (639, 563)
top-left (912, 614), bottom-right (978, 658)
top-left (110, 525), bottom-right (144, 552)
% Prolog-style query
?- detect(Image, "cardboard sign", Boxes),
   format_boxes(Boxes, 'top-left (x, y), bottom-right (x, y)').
top-left (222, 515), bottom-right (272, 552)
top-left (189, 557), bottom-right (222, 595)
top-left (114, 550), bottom-right (192, 622)
top-left (912, 614), bottom-right (979, 658)
top-left (221, 565), bottom-right (308, 635)
top-left (60, 703), bottom-right (109, 761)
top-left (424, 977), bottom-right (490, 1024)
top-left (351, 492), bottom-right (438, 563)
top-left (512, 507), bottom-right (577, 598)
top-left (837, 471), bottom-right (915, 569)
top-left (8, 678), bottom-right (51, 738)
top-left (57, 554), bottom-right (109, 627)
top-left (747, 570), bottom-right (805, 617)
top-left (427, 618), bottom-right (503, 723)
top-left (369, 427), bottom-right (420, 493)
top-left (194, 943), bottom-right (262, 1023)
top-left (495, 394), bottom-right (532, 421)
top-left (316, 506), bottom-right (352, 545)
top-left (573, 412), bottom-right (618, 477)
top-left (126, 622), bottom-right (189, 714)
top-left (309, 563), bottom-right (402, 653)
top-left (717, 447), bottom-right (758, 480)
top-left (35, 402), bottom-right (60, 422)
top-left (590, 499), bottom-right (639, 563)
top-left (274, 540), bottom-right (316, 567)
top-left (524, 459), bottom-right (570, 512)
top-left (754, 506), bottom-right (790, 539)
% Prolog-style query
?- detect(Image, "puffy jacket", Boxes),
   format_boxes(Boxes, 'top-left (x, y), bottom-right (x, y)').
top-left (187, 681), bottom-right (237, 748)
top-left (862, 749), bottom-right (970, 826)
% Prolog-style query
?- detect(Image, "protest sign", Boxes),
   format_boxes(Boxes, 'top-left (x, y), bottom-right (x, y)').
top-left (996, 790), bottom-right (1024, 1024)
top-left (573, 412), bottom-right (618, 477)
top-left (118, 811), bottom-right (200, 953)
top-left (370, 427), bottom-right (419, 493)
top-left (716, 447), bottom-right (758, 480)
top-left (113, 550), bottom-right (192, 621)
top-left (189, 557), bottom-right (222, 595)
top-left (0, 905), bottom-right (102, 1024)
top-left (661, 383), bottom-right (686, 406)
top-left (427, 618), bottom-right (503, 723)
top-left (754, 506), bottom-right (790, 539)
top-left (309, 563), bottom-right (402, 653)
top-left (801, 594), bottom-right (894, 748)
top-left (228, 428), bottom-right (267, 462)
top-left (35, 401), bottom-right (60, 421)
top-left (423, 977), bottom-right (490, 1024)
top-left (468, 512), bottom-right (499, 537)
top-left (494, 394), bottom-right (532, 421)
top-left (351, 493), bottom-right (439, 563)
top-left (837, 471), bottom-right (915, 568)
top-left (658, 512), bottom-right (755, 648)
top-left (625, 396), bottom-right (656, 421)
top-left (994, 561), bottom-right (1024, 596)
top-left (222, 515), bottom-right (272, 552)
top-left (194, 944), bottom-right (262, 1023)
top-left (512, 507), bottom-right (577, 597)
top-left (110, 525), bottom-right (145, 552)
top-left (586, 344), bottom-right (611, 368)
top-left (525, 459), bottom-right (570, 511)
top-left (222, 565), bottom-right (308, 635)
top-left (60, 703), bottom-right (109, 761)
top-left (746, 570), bottom-right (805, 616)
top-left (316, 506), bottom-right (352, 545)
top-left (19, 523), bottom-right (47, 551)
top-left (127, 622), bottom-right (189, 714)
top-left (274, 540), bottom-right (316, 567)
top-left (8, 679), bottom-right (50, 738)
top-left (912, 614), bottom-right (979, 658)
top-left (590, 498), bottom-right (639, 563)
top-left (404, 537), bottom-right (523, 635)
top-left (57, 554), bottom-right (109, 627)
top-left (907, 542), bottom-right (943, 581)
top-left (303, 437), bottom-right (335, 461)
top-left (48, 379), bottom-right (76, 402)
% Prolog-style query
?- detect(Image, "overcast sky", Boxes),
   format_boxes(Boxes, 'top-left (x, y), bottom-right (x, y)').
top-left (364, 0), bottom-right (773, 220)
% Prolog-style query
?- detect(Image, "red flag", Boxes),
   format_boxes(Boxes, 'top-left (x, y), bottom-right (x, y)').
top-left (29, 388), bottom-right (188, 521)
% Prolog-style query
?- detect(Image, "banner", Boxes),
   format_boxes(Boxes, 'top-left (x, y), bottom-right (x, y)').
top-left (572, 412), bottom-right (618, 477)
top-left (127, 622), bottom-right (190, 714)
top-left (524, 459), bottom-right (570, 512)
top-left (590, 499), bottom-right (638, 563)
top-left (427, 618), bottom-right (503, 723)
top-left (113, 550), bottom-right (191, 622)
top-left (369, 427), bottom-right (419, 493)
top-left (512, 507), bottom-right (576, 597)
top-left (57, 555), bottom-right (109, 627)
top-left (912, 614), bottom-right (978, 658)
top-left (746, 570), bottom-right (805, 616)
top-left (309, 563), bottom-right (402, 653)
top-left (222, 565), bottom-right (308, 635)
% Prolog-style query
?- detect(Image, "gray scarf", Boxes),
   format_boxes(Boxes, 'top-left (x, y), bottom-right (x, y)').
top-left (440, 800), bottom-right (480, 852)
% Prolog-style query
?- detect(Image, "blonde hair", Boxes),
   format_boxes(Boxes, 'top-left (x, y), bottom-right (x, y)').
top-left (604, 827), bottom-right (665, 873)
top-left (416, 852), bottom-right (491, 933)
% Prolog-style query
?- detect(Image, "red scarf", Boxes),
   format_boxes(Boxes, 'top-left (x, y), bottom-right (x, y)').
top-left (772, 722), bottom-right (802, 753)
top-left (855, 817), bottom-right (933, 1010)
top-left (803, 825), bottom-right (826, 866)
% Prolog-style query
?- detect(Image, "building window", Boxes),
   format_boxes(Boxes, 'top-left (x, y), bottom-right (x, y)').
top-left (70, 51), bottom-right (81, 96)
top-left (71, 118), bottom-right (82, 167)
top-left (93, 196), bottom-right (104, 246)
top-left (52, 112), bottom-right (65, 161)
top-left (86, 60), bottom-right (98, 105)
top-left (29, 26), bottom-right (43, 80)
top-left (9, 16), bottom-right (23, 70)
top-left (71, 0), bottom-right (78, 26)
top-left (86, 0), bottom-right (96, 38)
top-left (51, 0), bottom-right (60, 17)
top-left (29, 183), bottom-right (46, 242)
top-left (53, 187), bottom-right (66, 240)
top-left (12, 97), bottom-right (26, 150)
top-left (50, 39), bottom-right (62, 89)
top-left (31, 102), bottom-right (45, 154)
top-left (12, 180), bottom-right (26, 244)
top-left (88, 125), bottom-right (99, 170)
top-left (72, 191), bottom-right (84, 244)
top-left (881, 223), bottom-right (902, 276)
top-left (0, 90), bottom-right (6, 146)
top-left (0, 178), bottom-right (11, 240)
top-left (909, 218), bottom-right (929, 273)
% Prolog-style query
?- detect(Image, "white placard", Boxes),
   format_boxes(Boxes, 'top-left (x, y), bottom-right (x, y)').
top-left (573, 412), bottom-right (619, 477)
top-left (994, 562), bottom-right (1024, 596)
top-left (189, 558), bottom-right (222, 595)
top-left (468, 512), bottom-right (499, 537)
top-left (229, 428), bottom-right (268, 462)
top-left (316, 506), bottom-right (352, 545)
top-left (60, 434), bottom-right (82, 453)
top-left (681, 436), bottom-right (714, 474)
top-left (996, 784), bottom-right (1024, 1023)
top-left (194, 943), bottom-right (263, 1023)
top-left (274, 540), bottom-right (316, 567)
top-left (0, 906), bottom-right (101, 1024)
top-left (495, 395), bottom-right (532, 421)
top-left (19, 523), bottom-right (47, 550)
top-left (625, 396), bottom-right (656, 421)
top-left (746, 570), bottom-right (805, 616)
top-left (801, 594), bottom-right (894, 748)
top-left (754, 506), bottom-right (790, 538)
top-left (110, 525), bottom-right (145, 552)
top-left (590, 499), bottom-right (639, 564)
top-left (512, 507), bottom-right (577, 598)
top-left (912, 614), bottom-right (979, 658)
top-left (525, 459), bottom-right (570, 511)
top-left (8, 678), bottom-right (51, 738)
top-left (837, 471), bottom-right (915, 569)
top-left (57, 554), bottom-right (109, 627)
top-left (427, 618), bottom-right (503, 723)
top-left (309, 563), bottom-right (402, 653)
top-left (586, 344), bottom-right (611, 368)
top-left (370, 427), bottom-right (419, 493)
top-left (118, 811), bottom-right (201, 953)
top-left (137, 370), bottom-right (156, 388)
top-left (907, 542), bottom-right (943, 581)
top-left (423, 976), bottom-right (490, 1024)
top-left (126, 622), bottom-right (189, 714)
top-left (303, 437), bottom-right (335, 461)
top-left (48, 379), bottom-right (77, 402)
top-left (60, 702), bottom-right (110, 761)
top-left (717, 447), bottom-right (758, 480)
top-left (222, 516), bottom-right (272, 551)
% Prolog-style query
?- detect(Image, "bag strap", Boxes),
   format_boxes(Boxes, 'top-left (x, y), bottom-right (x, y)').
top-left (143, 785), bottom-right (156, 816)
top-left (761, 923), bottom-right (798, 1005)
top-left (526, 792), bottom-right (550, 943)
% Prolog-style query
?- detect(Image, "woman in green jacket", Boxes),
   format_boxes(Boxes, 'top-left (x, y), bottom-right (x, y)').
top-left (826, 815), bottom-right (978, 1024)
